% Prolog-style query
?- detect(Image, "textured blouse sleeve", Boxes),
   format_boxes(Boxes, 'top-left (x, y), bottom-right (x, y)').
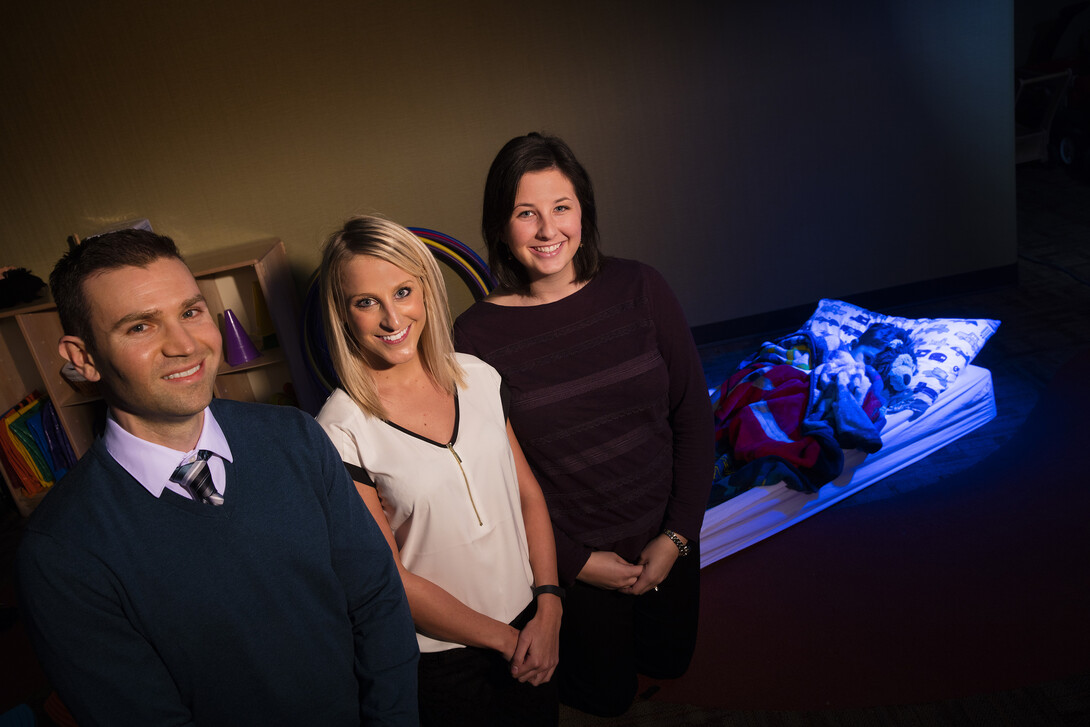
top-left (452, 314), bottom-right (480, 358)
top-left (643, 264), bottom-right (714, 542)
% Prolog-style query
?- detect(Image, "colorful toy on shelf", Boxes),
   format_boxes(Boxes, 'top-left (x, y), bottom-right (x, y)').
top-left (222, 308), bottom-right (262, 367)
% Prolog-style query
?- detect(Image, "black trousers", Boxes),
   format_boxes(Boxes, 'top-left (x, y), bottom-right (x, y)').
top-left (417, 602), bottom-right (559, 727)
top-left (556, 540), bottom-right (701, 718)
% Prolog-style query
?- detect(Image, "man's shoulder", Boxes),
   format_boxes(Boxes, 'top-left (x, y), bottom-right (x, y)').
top-left (210, 396), bottom-right (289, 416)
top-left (211, 398), bottom-right (311, 431)
top-left (24, 444), bottom-right (126, 542)
top-left (210, 399), bottom-right (329, 464)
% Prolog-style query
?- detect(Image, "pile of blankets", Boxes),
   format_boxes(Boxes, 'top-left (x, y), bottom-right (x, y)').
top-left (709, 331), bottom-right (888, 507)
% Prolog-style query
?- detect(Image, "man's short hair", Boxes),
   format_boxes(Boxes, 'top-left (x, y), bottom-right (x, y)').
top-left (49, 228), bottom-right (185, 351)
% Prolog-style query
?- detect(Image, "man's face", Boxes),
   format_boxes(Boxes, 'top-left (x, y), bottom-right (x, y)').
top-left (74, 257), bottom-right (222, 445)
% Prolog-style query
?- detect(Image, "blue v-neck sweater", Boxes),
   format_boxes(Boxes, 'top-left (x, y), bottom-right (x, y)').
top-left (17, 399), bottom-right (418, 726)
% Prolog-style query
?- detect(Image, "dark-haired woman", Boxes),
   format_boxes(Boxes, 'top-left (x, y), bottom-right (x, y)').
top-left (454, 132), bottom-right (714, 718)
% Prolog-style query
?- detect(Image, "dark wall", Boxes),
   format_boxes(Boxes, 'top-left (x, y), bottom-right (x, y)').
top-left (0, 1), bottom-right (1015, 329)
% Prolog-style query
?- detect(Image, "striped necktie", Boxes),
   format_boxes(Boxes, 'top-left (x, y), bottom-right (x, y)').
top-left (170, 450), bottom-right (223, 505)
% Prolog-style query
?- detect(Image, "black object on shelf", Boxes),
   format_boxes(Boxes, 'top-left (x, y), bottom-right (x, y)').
top-left (0, 267), bottom-right (46, 309)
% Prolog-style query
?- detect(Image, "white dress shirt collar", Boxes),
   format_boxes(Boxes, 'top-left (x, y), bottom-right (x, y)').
top-left (103, 407), bottom-right (233, 500)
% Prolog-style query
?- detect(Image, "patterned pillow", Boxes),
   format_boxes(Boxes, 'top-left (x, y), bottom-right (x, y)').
top-left (801, 298), bottom-right (1000, 416)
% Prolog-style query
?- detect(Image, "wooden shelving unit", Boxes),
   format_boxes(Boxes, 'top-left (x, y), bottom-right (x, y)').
top-left (0, 238), bottom-right (321, 517)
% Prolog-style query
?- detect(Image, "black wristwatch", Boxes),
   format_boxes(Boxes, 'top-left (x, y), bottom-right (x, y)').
top-left (663, 529), bottom-right (690, 557)
top-left (533, 584), bottom-right (565, 601)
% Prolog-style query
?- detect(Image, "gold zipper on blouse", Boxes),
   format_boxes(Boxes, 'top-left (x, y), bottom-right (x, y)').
top-left (446, 443), bottom-right (483, 526)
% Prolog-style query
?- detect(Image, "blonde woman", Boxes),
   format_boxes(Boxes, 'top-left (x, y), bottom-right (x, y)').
top-left (315, 216), bottom-right (560, 726)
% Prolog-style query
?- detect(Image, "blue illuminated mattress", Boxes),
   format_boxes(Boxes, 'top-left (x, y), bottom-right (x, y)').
top-left (700, 362), bottom-right (997, 568)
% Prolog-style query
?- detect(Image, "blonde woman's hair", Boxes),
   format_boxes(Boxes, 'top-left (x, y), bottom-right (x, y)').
top-left (319, 215), bottom-right (465, 419)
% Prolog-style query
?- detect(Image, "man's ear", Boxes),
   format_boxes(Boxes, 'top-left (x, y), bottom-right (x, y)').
top-left (59, 335), bottom-right (102, 382)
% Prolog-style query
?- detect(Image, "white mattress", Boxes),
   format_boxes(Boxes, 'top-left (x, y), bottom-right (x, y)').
top-left (699, 364), bottom-right (997, 567)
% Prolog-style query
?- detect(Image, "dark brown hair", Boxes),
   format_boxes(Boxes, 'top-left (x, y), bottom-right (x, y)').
top-left (49, 228), bottom-right (184, 350)
top-left (481, 132), bottom-right (602, 290)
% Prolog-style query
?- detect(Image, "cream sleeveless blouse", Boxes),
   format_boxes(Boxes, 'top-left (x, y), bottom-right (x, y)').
top-left (317, 353), bottom-right (534, 652)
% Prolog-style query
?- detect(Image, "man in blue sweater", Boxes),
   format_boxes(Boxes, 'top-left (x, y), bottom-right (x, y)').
top-left (17, 229), bottom-right (419, 726)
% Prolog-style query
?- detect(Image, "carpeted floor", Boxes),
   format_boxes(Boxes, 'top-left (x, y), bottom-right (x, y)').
top-left (639, 346), bottom-right (1090, 711)
top-left (559, 165), bottom-right (1090, 725)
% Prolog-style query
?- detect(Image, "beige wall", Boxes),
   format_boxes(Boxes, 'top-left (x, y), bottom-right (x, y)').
top-left (1, 0), bottom-right (1014, 328)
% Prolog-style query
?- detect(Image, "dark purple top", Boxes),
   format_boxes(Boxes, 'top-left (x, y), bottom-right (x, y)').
top-left (454, 258), bottom-right (713, 585)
